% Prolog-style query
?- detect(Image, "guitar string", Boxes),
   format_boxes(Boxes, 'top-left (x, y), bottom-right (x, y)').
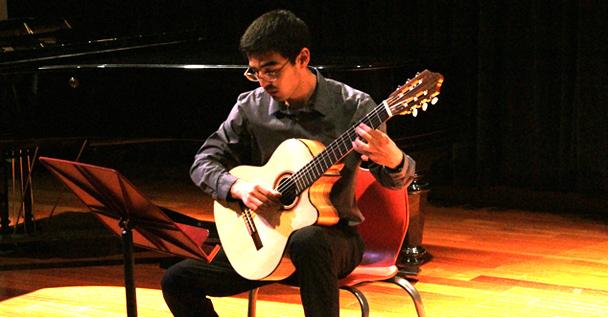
top-left (275, 104), bottom-right (385, 194)
top-left (274, 75), bottom-right (428, 196)
top-left (275, 98), bottom-right (394, 195)
top-left (274, 87), bottom-right (413, 195)
top-left (297, 87), bottom-right (410, 176)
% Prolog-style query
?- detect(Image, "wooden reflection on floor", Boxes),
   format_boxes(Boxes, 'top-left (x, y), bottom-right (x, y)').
top-left (1, 203), bottom-right (608, 317)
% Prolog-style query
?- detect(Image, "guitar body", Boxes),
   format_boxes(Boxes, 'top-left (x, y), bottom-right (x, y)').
top-left (213, 138), bottom-right (342, 281)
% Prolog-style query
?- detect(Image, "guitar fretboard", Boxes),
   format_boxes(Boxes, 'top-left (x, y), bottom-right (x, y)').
top-left (277, 101), bottom-right (391, 196)
top-left (275, 69), bottom-right (443, 198)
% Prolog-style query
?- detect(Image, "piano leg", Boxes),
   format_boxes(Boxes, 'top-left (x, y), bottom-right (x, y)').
top-left (19, 148), bottom-right (36, 234)
top-left (0, 148), bottom-right (37, 236)
top-left (1, 150), bottom-right (9, 235)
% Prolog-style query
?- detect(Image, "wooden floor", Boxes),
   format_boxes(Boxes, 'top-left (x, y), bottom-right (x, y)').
top-left (1, 181), bottom-right (608, 316)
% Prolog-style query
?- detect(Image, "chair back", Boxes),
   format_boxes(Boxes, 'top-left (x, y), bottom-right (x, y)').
top-left (354, 168), bottom-right (410, 267)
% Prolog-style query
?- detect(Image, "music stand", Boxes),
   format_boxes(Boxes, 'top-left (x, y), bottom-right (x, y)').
top-left (39, 157), bottom-right (220, 317)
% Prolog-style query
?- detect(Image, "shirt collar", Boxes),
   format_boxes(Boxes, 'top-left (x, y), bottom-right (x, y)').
top-left (269, 67), bottom-right (332, 117)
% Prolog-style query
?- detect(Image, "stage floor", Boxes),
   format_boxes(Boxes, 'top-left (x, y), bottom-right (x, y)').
top-left (1, 169), bottom-right (607, 316)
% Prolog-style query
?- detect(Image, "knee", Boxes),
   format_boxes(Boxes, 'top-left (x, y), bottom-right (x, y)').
top-left (161, 263), bottom-right (191, 295)
top-left (289, 226), bottom-right (331, 260)
top-left (161, 266), bottom-right (179, 294)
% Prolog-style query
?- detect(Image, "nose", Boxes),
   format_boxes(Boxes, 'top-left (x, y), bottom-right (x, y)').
top-left (258, 77), bottom-right (272, 87)
top-left (259, 80), bottom-right (275, 92)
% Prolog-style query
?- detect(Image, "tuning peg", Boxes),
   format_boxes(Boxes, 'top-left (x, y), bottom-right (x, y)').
top-left (431, 97), bottom-right (439, 105)
top-left (422, 102), bottom-right (428, 111)
top-left (412, 108), bottom-right (418, 117)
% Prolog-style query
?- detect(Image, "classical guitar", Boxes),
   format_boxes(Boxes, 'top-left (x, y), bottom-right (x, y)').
top-left (214, 70), bottom-right (444, 280)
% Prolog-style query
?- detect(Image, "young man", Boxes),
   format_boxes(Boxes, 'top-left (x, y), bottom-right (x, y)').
top-left (161, 9), bottom-right (415, 317)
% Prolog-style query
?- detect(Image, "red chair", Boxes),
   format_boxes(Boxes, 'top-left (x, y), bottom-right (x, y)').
top-left (248, 168), bottom-right (425, 317)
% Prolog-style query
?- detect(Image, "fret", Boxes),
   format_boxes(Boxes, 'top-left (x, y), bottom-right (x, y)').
top-left (329, 146), bottom-right (338, 162)
top-left (282, 70), bottom-right (443, 197)
top-left (296, 176), bottom-right (304, 193)
top-left (289, 103), bottom-right (390, 193)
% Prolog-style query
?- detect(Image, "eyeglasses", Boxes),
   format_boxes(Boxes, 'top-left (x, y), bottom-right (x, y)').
top-left (243, 59), bottom-right (290, 82)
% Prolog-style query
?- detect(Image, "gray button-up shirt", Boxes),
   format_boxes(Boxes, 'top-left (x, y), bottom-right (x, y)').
top-left (190, 68), bottom-right (415, 224)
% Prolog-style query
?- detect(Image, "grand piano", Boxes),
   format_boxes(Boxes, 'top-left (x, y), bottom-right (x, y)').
top-left (1, 12), bottom-right (451, 272)
top-left (1, 18), bottom-right (441, 139)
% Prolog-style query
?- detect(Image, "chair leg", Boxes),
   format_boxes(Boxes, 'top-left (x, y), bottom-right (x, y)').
top-left (391, 275), bottom-right (425, 317)
top-left (247, 288), bottom-right (259, 317)
top-left (340, 285), bottom-right (369, 317)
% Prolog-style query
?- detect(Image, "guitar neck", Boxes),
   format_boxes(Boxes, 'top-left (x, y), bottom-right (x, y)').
top-left (286, 102), bottom-right (392, 195)
top-left (276, 69), bottom-right (444, 198)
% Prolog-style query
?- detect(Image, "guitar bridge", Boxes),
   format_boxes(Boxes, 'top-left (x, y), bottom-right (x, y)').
top-left (243, 208), bottom-right (263, 250)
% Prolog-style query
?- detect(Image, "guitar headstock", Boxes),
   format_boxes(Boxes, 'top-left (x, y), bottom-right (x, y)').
top-left (386, 70), bottom-right (444, 117)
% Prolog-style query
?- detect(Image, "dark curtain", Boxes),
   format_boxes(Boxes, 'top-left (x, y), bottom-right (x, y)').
top-left (476, 0), bottom-right (608, 197)
top-left (4, 0), bottom-right (606, 204)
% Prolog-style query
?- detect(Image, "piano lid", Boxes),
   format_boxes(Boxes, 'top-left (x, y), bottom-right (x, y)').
top-left (0, 16), bottom-right (230, 72)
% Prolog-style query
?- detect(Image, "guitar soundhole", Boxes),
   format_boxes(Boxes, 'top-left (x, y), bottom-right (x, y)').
top-left (277, 177), bottom-right (297, 207)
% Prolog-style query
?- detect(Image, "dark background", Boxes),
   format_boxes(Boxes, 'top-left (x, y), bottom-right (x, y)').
top-left (3, 0), bottom-right (607, 214)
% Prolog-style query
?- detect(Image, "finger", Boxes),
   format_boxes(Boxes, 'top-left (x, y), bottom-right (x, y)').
top-left (369, 128), bottom-right (388, 143)
top-left (251, 191), bottom-right (272, 206)
top-left (256, 186), bottom-right (282, 202)
top-left (245, 196), bottom-right (263, 211)
top-left (358, 123), bottom-right (372, 131)
top-left (355, 124), bottom-right (373, 141)
top-left (270, 189), bottom-right (282, 200)
top-left (260, 186), bottom-right (282, 198)
top-left (352, 138), bottom-right (370, 155)
top-left (371, 129), bottom-right (390, 146)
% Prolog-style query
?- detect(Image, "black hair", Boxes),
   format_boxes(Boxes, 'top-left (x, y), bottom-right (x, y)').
top-left (239, 10), bottom-right (311, 62)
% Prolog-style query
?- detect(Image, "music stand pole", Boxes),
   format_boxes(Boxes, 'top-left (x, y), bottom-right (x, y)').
top-left (120, 217), bottom-right (137, 317)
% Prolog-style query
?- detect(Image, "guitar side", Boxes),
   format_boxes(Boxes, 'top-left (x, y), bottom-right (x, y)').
top-left (213, 138), bottom-right (341, 280)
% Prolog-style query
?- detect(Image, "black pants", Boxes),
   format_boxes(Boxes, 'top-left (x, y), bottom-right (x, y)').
top-left (161, 224), bottom-right (364, 317)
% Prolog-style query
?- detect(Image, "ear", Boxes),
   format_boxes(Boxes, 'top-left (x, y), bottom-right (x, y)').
top-left (297, 48), bottom-right (310, 67)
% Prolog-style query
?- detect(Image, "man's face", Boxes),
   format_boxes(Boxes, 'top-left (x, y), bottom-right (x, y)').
top-left (246, 51), bottom-right (304, 102)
